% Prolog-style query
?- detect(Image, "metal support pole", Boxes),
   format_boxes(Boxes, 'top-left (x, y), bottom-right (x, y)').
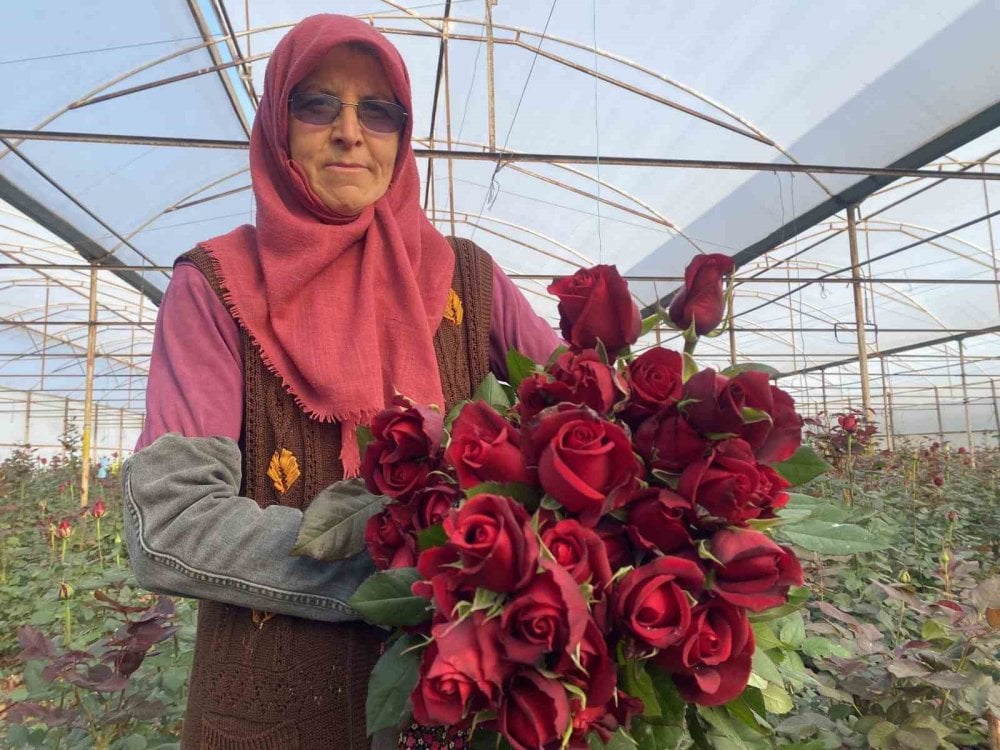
top-left (820, 371), bottom-right (828, 416)
top-left (981, 164), bottom-right (1000, 317)
top-left (23, 391), bottom-right (31, 446)
top-left (443, 20), bottom-right (457, 237)
top-left (847, 206), bottom-right (873, 419)
top-left (958, 340), bottom-right (975, 464)
top-left (879, 357), bottom-right (893, 450)
top-left (885, 389), bottom-right (895, 451)
top-left (40, 285), bottom-right (50, 391)
top-left (80, 267), bottom-right (98, 508)
top-left (484, 0), bottom-right (496, 150)
top-left (992, 380), bottom-right (1000, 449)
top-left (934, 385), bottom-right (945, 444)
top-left (63, 397), bottom-right (70, 450)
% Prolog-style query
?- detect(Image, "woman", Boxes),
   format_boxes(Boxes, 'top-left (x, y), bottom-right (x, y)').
top-left (123, 14), bottom-right (558, 750)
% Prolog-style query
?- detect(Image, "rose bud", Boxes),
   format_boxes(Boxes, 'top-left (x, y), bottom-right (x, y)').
top-left (414, 544), bottom-right (472, 614)
top-left (548, 349), bottom-right (626, 416)
top-left (611, 555), bottom-right (704, 649)
top-left (410, 482), bottom-right (461, 531)
top-left (625, 488), bottom-right (693, 555)
top-left (362, 396), bottom-right (444, 500)
top-left (541, 519), bottom-right (613, 591)
top-left (708, 528), bottom-right (803, 611)
top-left (525, 404), bottom-right (641, 526)
top-left (500, 559), bottom-right (589, 665)
top-left (498, 669), bottom-right (571, 750)
top-left (634, 408), bottom-right (709, 474)
top-left (932, 474), bottom-right (944, 487)
top-left (754, 386), bottom-right (803, 464)
top-left (667, 253), bottom-right (735, 336)
top-left (620, 348), bottom-right (683, 427)
top-left (56, 520), bottom-right (74, 539)
top-left (838, 414), bottom-right (858, 433)
top-left (515, 372), bottom-right (574, 423)
top-left (679, 439), bottom-right (790, 524)
top-left (90, 500), bottom-right (107, 520)
top-left (958, 446), bottom-right (967, 454)
top-left (444, 493), bottom-right (539, 593)
top-left (365, 505), bottom-right (417, 570)
top-left (547, 265), bottom-right (641, 358)
top-left (445, 401), bottom-right (532, 488)
top-left (554, 616), bottom-right (617, 709)
top-left (58, 581), bottom-right (75, 600)
top-left (411, 612), bottom-right (511, 726)
top-left (653, 598), bottom-right (755, 706)
top-left (947, 509), bottom-right (959, 523)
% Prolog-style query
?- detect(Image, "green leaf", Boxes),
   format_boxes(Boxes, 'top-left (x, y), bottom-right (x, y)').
top-left (619, 661), bottom-right (661, 720)
top-left (867, 721), bottom-right (897, 750)
top-left (348, 568), bottom-right (429, 627)
top-left (356, 425), bottom-right (375, 459)
top-left (748, 586), bottom-right (809, 623)
top-left (751, 622), bottom-right (781, 651)
top-left (751, 648), bottom-right (785, 686)
top-left (893, 728), bottom-right (941, 750)
top-left (761, 683), bottom-right (794, 714)
top-left (640, 311), bottom-right (661, 338)
top-left (292, 480), bottom-right (387, 561)
top-left (724, 692), bottom-right (769, 733)
top-left (445, 399), bottom-right (469, 430)
top-left (722, 362), bottom-right (780, 379)
top-left (646, 662), bottom-right (687, 723)
top-left (595, 339), bottom-right (611, 365)
top-left (682, 352), bottom-right (699, 383)
top-left (778, 520), bottom-right (889, 555)
top-left (505, 348), bottom-right (538, 390)
top-left (771, 445), bottom-right (831, 486)
top-left (777, 613), bottom-right (806, 649)
top-left (366, 633), bottom-right (422, 736)
top-left (417, 523), bottom-right (447, 551)
top-left (474, 372), bottom-right (512, 410)
top-left (545, 345), bottom-right (569, 368)
top-left (631, 720), bottom-right (683, 750)
top-left (742, 407), bottom-right (772, 425)
top-left (463, 481), bottom-right (542, 510)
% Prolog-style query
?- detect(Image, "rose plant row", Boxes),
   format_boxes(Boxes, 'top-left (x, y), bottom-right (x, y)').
top-left (298, 256), bottom-right (832, 749)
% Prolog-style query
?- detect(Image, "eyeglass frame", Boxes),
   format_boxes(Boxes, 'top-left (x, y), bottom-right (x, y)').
top-left (287, 91), bottom-right (408, 134)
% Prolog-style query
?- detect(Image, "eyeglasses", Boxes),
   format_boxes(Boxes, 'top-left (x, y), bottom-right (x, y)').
top-left (288, 91), bottom-right (407, 134)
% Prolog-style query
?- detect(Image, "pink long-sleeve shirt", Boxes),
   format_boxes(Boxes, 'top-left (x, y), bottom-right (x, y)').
top-left (138, 259), bottom-right (559, 449)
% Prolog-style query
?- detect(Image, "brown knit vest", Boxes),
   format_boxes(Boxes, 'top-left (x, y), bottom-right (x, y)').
top-left (178, 238), bottom-right (493, 749)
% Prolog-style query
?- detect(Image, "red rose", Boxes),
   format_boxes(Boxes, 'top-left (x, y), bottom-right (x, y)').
top-left (634, 408), bottom-right (709, 474)
top-left (667, 253), bottom-right (734, 336)
top-left (625, 488), bottom-right (693, 555)
top-left (611, 555), bottom-right (704, 649)
top-left (414, 544), bottom-right (472, 614)
top-left (547, 265), bottom-right (641, 358)
top-left (709, 528), bottom-right (803, 611)
top-left (526, 405), bottom-right (641, 526)
top-left (365, 504), bottom-right (417, 570)
top-left (679, 439), bottom-right (789, 524)
top-left (654, 598), bottom-right (754, 706)
top-left (838, 414), bottom-right (858, 433)
top-left (554, 616), bottom-right (617, 709)
top-left (444, 494), bottom-right (539, 593)
top-left (515, 373), bottom-right (574, 423)
top-left (499, 669), bottom-right (571, 750)
top-left (682, 368), bottom-right (761, 437)
top-left (362, 396), bottom-right (443, 500)
top-left (411, 613), bottom-right (512, 726)
top-left (411, 482), bottom-right (461, 531)
top-left (620, 348), bottom-right (683, 426)
top-left (541, 519), bottom-right (613, 591)
top-left (755, 386), bottom-right (802, 463)
top-left (445, 401), bottom-right (532, 488)
top-left (500, 560), bottom-right (589, 665)
top-left (595, 520), bottom-right (632, 571)
top-left (548, 349), bottom-right (626, 416)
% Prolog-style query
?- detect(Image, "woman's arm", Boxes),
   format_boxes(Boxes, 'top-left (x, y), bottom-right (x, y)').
top-left (126, 262), bottom-right (372, 622)
top-left (489, 260), bottom-right (562, 378)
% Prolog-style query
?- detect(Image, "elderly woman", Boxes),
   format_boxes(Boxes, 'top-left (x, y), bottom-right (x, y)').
top-left (124, 14), bottom-right (557, 750)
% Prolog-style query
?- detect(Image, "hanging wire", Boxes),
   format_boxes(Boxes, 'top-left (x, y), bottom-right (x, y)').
top-left (592, 0), bottom-right (604, 261)
top-left (470, 0), bottom-right (559, 239)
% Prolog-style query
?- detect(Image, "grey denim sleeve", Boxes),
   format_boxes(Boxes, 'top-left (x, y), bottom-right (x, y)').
top-left (122, 433), bottom-right (375, 622)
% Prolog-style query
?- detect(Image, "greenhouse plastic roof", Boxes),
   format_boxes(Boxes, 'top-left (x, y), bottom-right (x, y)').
top-left (1, 0), bottom-right (999, 450)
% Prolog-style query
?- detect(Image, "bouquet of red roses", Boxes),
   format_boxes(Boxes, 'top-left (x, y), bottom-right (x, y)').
top-left (302, 255), bottom-right (824, 749)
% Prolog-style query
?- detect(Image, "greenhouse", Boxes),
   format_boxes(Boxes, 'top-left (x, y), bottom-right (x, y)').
top-left (0, 2), bottom-right (997, 748)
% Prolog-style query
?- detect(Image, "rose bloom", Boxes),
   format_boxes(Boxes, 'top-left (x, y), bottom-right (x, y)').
top-left (634, 408), bottom-right (709, 474)
top-left (554, 616), bottom-right (617, 709)
top-left (667, 253), bottom-right (735, 336)
top-left (595, 519), bottom-right (632, 571)
top-left (547, 265), bottom-right (641, 358)
top-left (443, 493), bottom-right (539, 593)
top-left (445, 401), bottom-right (532, 488)
top-left (625, 488), bottom-right (693, 555)
top-left (364, 504), bottom-right (417, 570)
top-left (362, 395), bottom-right (444, 500)
top-left (410, 482), bottom-right (461, 531)
top-left (515, 372), bottom-right (574, 423)
top-left (755, 385), bottom-right (802, 463)
top-left (682, 368), bottom-right (761, 437)
top-left (611, 555), bottom-right (704, 649)
top-left (500, 559), bottom-right (589, 665)
top-left (620, 348), bottom-right (684, 427)
top-left (653, 597), bottom-right (755, 706)
top-left (525, 404), bottom-right (641, 526)
top-left (548, 349), bottom-right (626, 416)
top-left (679, 439), bottom-right (790, 524)
top-left (411, 613), bottom-right (511, 726)
top-left (708, 528), bottom-right (803, 611)
top-left (498, 669), bottom-right (571, 750)
top-left (540, 518), bottom-right (613, 591)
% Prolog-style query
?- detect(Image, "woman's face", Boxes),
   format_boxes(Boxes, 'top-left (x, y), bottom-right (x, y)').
top-left (288, 45), bottom-right (401, 216)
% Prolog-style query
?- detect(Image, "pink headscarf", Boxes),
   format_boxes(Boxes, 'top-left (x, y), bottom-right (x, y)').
top-left (200, 14), bottom-right (454, 476)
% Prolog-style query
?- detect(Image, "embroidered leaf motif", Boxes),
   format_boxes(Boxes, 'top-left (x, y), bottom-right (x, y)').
top-left (267, 448), bottom-right (300, 494)
top-left (251, 609), bottom-right (275, 628)
top-left (443, 288), bottom-right (463, 326)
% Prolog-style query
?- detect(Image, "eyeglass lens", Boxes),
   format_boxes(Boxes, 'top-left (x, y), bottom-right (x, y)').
top-left (290, 92), bottom-right (405, 134)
